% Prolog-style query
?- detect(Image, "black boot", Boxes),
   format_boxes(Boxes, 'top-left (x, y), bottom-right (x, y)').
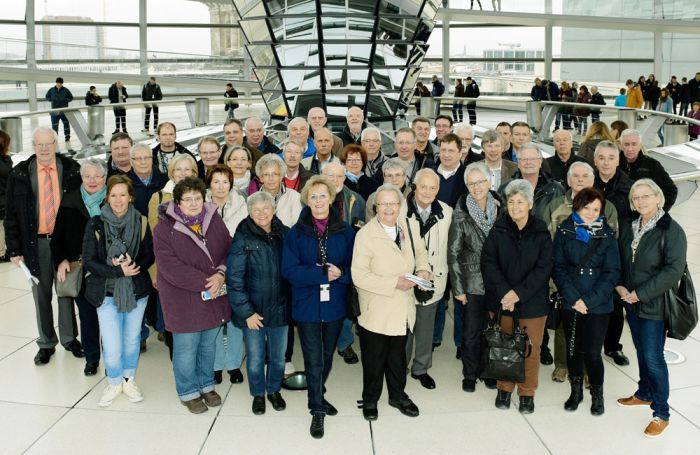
top-left (495, 390), bottom-right (512, 409)
top-left (590, 385), bottom-right (604, 416)
top-left (564, 377), bottom-right (584, 411)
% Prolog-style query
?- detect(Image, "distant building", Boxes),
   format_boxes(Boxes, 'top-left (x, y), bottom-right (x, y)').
top-left (37, 16), bottom-right (105, 60)
top-left (482, 48), bottom-right (544, 74)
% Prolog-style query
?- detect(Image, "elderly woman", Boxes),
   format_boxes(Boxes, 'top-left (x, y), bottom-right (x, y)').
top-left (353, 183), bottom-right (431, 422)
top-left (205, 164), bottom-right (248, 384)
top-left (224, 145), bottom-right (252, 196)
top-left (404, 169), bottom-right (452, 390)
top-left (364, 158), bottom-right (410, 221)
top-left (51, 158), bottom-right (107, 376)
top-left (448, 162), bottom-right (502, 393)
top-left (340, 144), bottom-right (379, 201)
top-left (481, 179), bottom-right (553, 414)
top-left (82, 175), bottom-right (154, 407)
top-left (616, 179), bottom-right (687, 438)
top-left (197, 136), bottom-right (223, 179)
top-left (254, 154), bottom-right (302, 228)
top-left (282, 175), bottom-right (355, 439)
top-left (228, 191), bottom-right (289, 415)
top-left (552, 187), bottom-right (620, 416)
top-left (153, 177), bottom-right (232, 414)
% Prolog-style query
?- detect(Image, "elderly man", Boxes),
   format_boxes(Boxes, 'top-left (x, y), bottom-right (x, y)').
top-left (244, 116), bottom-right (281, 155)
top-left (107, 132), bottom-right (134, 176)
top-left (151, 122), bottom-right (196, 174)
top-left (341, 106), bottom-right (366, 146)
top-left (301, 128), bottom-right (340, 174)
top-left (222, 118), bottom-right (263, 171)
top-left (481, 130), bottom-right (518, 192)
top-left (365, 158), bottom-right (410, 220)
top-left (496, 121), bottom-right (514, 161)
top-left (542, 161), bottom-right (619, 383)
top-left (432, 115), bottom-right (453, 146)
top-left (4, 127), bottom-right (83, 365)
top-left (412, 117), bottom-right (438, 161)
top-left (307, 107), bottom-right (343, 156)
top-left (405, 168), bottom-right (452, 390)
top-left (545, 129), bottom-right (589, 188)
top-left (322, 162), bottom-right (365, 364)
top-left (392, 128), bottom-right (432, 185)
top-left (434, 133), bottom-right (467, 208)
top-left (130, 143), bottom-right (168, 216)
top-left (288, 117), bottom-right (316, 158)
top-left (619, 129), bottom-right (677, 210)
top-left (361, 127), bottom-right (387, 178)
top-left (282, 139), bottom-right (313, 192)
top-left (454, 123), bottom-right (483, 165)
top-left (509, 121), bottom-right (532, 164)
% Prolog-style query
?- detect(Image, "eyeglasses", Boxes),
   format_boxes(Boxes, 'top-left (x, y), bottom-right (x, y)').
top-left (131, 156), bottom-right (152, 162)
top-left (519, 158), bottom-right (541, 163)
top-left (377, 202), bottom-right (400, 208)
top-left (362, 139), bottom-right (380, 143)
top-left (181, 196), bottom-right (203, 204)
top-left (309, 194), bottom-right (329, 202)
top-left (83, 175), bottom-right (105, 181)
top-left (34, 142), bottom-right (55, 149)
top-left (467, 179), bottom-right (488, 189)
top-left (261, 172), bottom-right (280, 179)
top-left (345, 158), bottom-right (363, 164)
top-left (632, 193), bottom-right (657, 202)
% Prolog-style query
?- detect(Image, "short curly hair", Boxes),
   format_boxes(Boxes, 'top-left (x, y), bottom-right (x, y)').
top-left (173, 177), bottom-right (206, 204)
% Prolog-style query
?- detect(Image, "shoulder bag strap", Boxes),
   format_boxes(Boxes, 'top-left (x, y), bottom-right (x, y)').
top-left (405, 217), bottom-right (417, 265)
top-left (573, 237), bottom-right (602, 273)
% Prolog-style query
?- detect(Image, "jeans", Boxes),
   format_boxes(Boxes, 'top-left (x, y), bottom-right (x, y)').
top-left (75, 293), bottom-right (100, 364)
top-left (297, 319), bottom-right (344, 414)
top-left (452, 103), bottom-right (463, 123)
top-left (172, 326), bottom-right (221, 401)
top-left (336, 317), bottom-right (355, 351)
top-left (243, 325), bottom-right (288, 397)
top-left (50, 113), bottom-right (70, 137)
top-left (433, 298), bottom-right (462, 347)
top-left (96, 296), bottom-right (148, 386)
top-left (561, 310), bottom-right (610, 386)
top-left (627, 311), bottom-right (670, 420)
top-left (214, 320), bottom-right (244, 371)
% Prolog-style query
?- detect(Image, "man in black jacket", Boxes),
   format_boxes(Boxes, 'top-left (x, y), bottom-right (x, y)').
top-left (141, 77), bottom-right (163, 134)
top-left (151, 122), bottom-right (197, 174)
top-left (464, 77), bottom-right (480, 125)
top-left (545, 129), bottom-right (589, 188)
top-left (108, 80), bottom-right (128, 134)
top-left (4, 127), bottom-right (83, 365)
top-left (619, 129), bottom-right (677, 211)
top-left (590, 86), bottom-right (606, 124)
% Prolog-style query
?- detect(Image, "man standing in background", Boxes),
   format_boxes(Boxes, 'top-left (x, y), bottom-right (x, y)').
top-left (45, 77), bottom-right (73, 142)
top-left (141, 77), bottom-right (162, 134)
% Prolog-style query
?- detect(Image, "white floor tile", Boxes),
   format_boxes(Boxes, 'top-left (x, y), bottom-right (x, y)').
top-left (0, 286), bottom-right (31, 306)
top-left (0, 402), bottom-right (67, 455)
top-left (0, 334), bottom-right (33, 360)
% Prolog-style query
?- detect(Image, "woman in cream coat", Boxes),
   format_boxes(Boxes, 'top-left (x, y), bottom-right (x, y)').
top-left (352, 183), bottom-right (431, 422)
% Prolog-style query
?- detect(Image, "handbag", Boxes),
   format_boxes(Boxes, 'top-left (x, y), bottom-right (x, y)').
top-left (405, 218), bottom-right (434, 304)
top-left (660, 234), bottom-right (697, 340)
top-left (347, 285), bottom-right (361, 320)
top-left (480, 309), bottom-right (532, 383)
top-left (55, 261), bottom-right (83, 298)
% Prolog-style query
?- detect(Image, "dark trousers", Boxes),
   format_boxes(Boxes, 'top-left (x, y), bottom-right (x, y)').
top-left (297, 319), bottom-right (343, 414)
top-left (467, 102), bottom-right (477, 125)
top-left (359, 326), bottom-right (409, 405)
top-left (562, 310), bottom-right (609, 386)
top-left (144, 105), bottom-right (159, 129)
top-left (50, 113), bottom-right (70, 138)
top-left (460, 294), bottom-right (488, 380)
top-left (75, 293), bottom-right (100, 364)
top-left (680, 102), bottom-right (690, 117)
top-left (452, 103), bottom-right (463, 123)
top-left (604, 296), bottom-right (625, 353)
top-left (113, 108), bottom-right (127, 131)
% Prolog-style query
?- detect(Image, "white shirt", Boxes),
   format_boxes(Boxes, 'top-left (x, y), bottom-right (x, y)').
top-left (437, 165), bottom-right (459, 180)
top-left (488, 166), bottom-right (502, 191)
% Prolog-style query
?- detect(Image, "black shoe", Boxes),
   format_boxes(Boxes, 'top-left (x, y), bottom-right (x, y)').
top-left (456, 347), bottom-right (462, 359)
top-left (0, 255), bottom-right (10, 263)
top-left (388, 398), bottom-right (419, 417)
top-left (252, 396), bottom-right (266, 415)
top-left (229, 368), bottom-right (244, 384)
top-left (323, 399), bottom-right (338, 416)
top-left (310, 414), bottom-right (325, 439)
top-left (519, 396), bottom-right (535, 414)
top-left (495, 390), bottom-right (511, 409)
top-left (590, 385), bottom-right (605, 416)
top-left (337, 346), bottom-right (359, 364)
top-left (64, 339), bottom-right (84, 358)
top-left (65, 135), bottom-right (71, 141)
top-left (482, 378), bottom-right (497, 390)
top-left (432, 342), bottom-right (441, 352)
top-left (267, 392), bottom-right (286, 411)
top-left (112, 130), bottom-right (119, 135)
top-left (140, 340), bottom-right (147, 353)
top-left (540, 348), bottom-right (554, 365)
top-left (34, 348), bottom-right (55, 365)
top-left (362, 402), bottom-right (378, 421)
top-left (213, 370), bottom-right (223, 384)
top-left (605, 350), bottom-right (630, 366)
top-left (411, 373), bottom-right (436, 390)
top-left (84, 362), bottom-right (98, 376)
top-left (564, 377), bottom-right (584, 411)
top-left (462, 379), bottom-right (476, 393)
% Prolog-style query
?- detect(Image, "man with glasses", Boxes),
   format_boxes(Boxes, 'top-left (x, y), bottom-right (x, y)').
top-left (392, 128), bottom-right (432, 186)
top-left (4, 127), bottom-right (83, 365)
top-left (282, 140), bottom-right (313, 192)
top-left (129, 143), bottom-right (168, 217)
top-left (107, 132), bottom-right (134, 177)
top-left (360, 127), bottom-right (386, 179)
top-left (454, 123), bottom-right (483, 165)
top-left (432, 115), bottom-right (453, 146)
top-left (244, 117), bottom-right (281, 155)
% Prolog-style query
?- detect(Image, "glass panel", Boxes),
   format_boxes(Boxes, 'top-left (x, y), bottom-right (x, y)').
top-left (367, 94), bottom-right (393, 117)
top-left (147, 27), bottom-right (212, 55)
top-left (327, 94), bottom-right (367, 117)
top-left (378, 17), bottom-right (420, 41)
top-left (421, 0), bottom-right (439, 18)
top-left (263, 91), bottom-right (289, 117)
top-left (37, 0), bottom-right (139, 22)
top-left (293, 94), bottom-right (325, 117)
top-left (280, 69), bottom-right (305, 91)
top-left (248, 45), bottom-right (277, 67)
top-left (240, 19), bottom-right (272, 43)
top-left (266, 0), bottom-right (286, 15)
top-left (0, 25), bottom-right (27, 62)
top-left (285, 17), bottom-right (317, 40)
top-left (322, 17), bottom-right (348, 40)
top-left (347, 17), bottom-right (375, 39)
top-left (35, 25), bottom-right (140, 59)
top-left (287, 0), bottom-right (318, 14)
top-left (378, 0), bottom-right (422, 17)
top-left (276, 43), bottom-right (316, 67)
top-left (147, 0), bottom-right (212, 24)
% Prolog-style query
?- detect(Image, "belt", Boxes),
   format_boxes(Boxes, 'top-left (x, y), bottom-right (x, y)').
top-left (37, 233), bottom-right (52, 239)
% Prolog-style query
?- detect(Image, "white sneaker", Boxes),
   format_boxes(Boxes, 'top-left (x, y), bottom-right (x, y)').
top-left (122, 379), bottom-right (144, 403)
top-left (98, 383), bottom-right (122, 407)
top-left (284, 362), bottom-right (295, 376)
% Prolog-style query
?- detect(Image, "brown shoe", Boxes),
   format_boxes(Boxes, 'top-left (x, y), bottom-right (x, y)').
top-left (617, 395), bottom-right (652, 407)
top-left (202, 391), bottom-right (222, 407)
top-left (181, 398), bottom-right (208, 414)
top-left (551, 367), bottom-right (567, 382)
top-left (644, 417), bottom-right (669, 438)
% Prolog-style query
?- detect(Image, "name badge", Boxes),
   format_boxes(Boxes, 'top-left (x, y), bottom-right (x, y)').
top-left (320, 284), bottom-right (330, 302)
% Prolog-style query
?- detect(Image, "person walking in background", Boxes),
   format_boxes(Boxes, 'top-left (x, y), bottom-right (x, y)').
top-left (453, 79), bottom-right (464, 123)
top-left (614, 88), bottom-right (627, 107)
top-left (141, 77), bottom-right (162, 134)
top-left (656, 88), bottom-right (673, 145)
top-left (590, 86), bottom-right (605, 124)
top-left (625, 79), bottom-right (644, 109)
top-left (574, 85), bottom-right (592, 135)
top-left (666, 76), bottom-right (681, 115)
top-left (225, 83), bottom-right (239, 119)
top-left (414, 82), bottom-right (430, 116)
top-left (431, 75), bottom-right (445, 98)
top-left (679, 77), bottom-right (692, 117)
top-left (688, 102), bottom-right (700, 141)
top-left (109, 80), bottom-right (128, 134)
top-left (85, 86), bottom-right (102, 106)
top-left (45, 77), bottom-right (73, 141)
top-left (465, 77), bottom-right (480, 125)
top-left (0, 130), bottom-right (13, 262)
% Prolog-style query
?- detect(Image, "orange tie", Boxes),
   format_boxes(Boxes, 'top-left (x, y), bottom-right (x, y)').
top-left (42, 166), bottom-right (56, 233)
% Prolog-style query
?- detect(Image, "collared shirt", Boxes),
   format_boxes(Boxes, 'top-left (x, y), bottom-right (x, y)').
top-left (415, 203), bottom-right (431, 223)
top-left (488, 166), bottom-right (502, 191)
top-left (135, 172), bottom-right (153, 186)
top-left (37, 162), bottom-right (61, 234)
top-left (437, 165), bottom-right (459, 180)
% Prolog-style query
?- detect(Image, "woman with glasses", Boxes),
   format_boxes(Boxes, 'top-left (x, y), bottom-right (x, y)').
top-left (255, 154), bottom-right (302, 228)
top-left (339, 144), bottom-right (379, 201)
top-left (197, 136), bottom-right (223, 179)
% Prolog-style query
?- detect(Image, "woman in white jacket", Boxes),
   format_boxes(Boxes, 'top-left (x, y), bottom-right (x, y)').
top-left (255, 154), bottom-right (302, 228)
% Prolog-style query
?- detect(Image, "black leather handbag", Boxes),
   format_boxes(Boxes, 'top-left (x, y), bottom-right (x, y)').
top-left (661, 234), bottom-right (697, 340)
top-left (480, 309), bottom-right (532, 383)
top-left (405, 218), bottom-right (434, 303)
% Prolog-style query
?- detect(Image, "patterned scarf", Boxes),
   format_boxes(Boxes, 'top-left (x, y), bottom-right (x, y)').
top-left (572, 212), bottom-right (604, 244)
top-left (101, 204), bottom-right (141, 313)
top-left (631, 209), bottom-right (665, 261)
top-left (466, 192), bottom-right (497, 234)
top-left (174, 202), bottom-right (207, 236)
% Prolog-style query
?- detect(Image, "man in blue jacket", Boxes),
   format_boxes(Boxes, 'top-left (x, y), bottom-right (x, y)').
top-left (45, 77), bottom-right (73, 141)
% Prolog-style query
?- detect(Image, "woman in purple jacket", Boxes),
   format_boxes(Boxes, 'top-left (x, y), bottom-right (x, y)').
top-left (153, 177), bottom-right (232, 414)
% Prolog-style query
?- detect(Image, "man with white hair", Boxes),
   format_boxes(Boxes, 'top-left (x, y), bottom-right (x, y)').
top-left (307, 107), bottom-right (343, 156)
top-left (302, 128), bottom-right (340, 174)
top-left (288, 117), bottom-right (316, 158)
top-left (545, 129), bottom-right (589, 188)
top-left (244, 116), bottom-right (281, 155)
top-left (282, 139), bottom-right (313, 192)
top-left (360, 127), bottom-right (387, 178)
top-left (341, 106), bottom-right (366, 146)
top-left (454, 123), bottom-right (484, 165)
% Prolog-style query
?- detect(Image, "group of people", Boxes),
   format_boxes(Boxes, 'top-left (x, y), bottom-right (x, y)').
top-left (0, 101), bottom-right (689, 441)
top-left (413, 75), bottom-right (481, 126)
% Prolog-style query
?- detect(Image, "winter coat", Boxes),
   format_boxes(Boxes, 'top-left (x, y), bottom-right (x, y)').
top-left (619, 212), bottom-right (687, 320)
top-left (340, 122), bottom-right (367, 147)
top-left (205, 189), bottom-right (248, 237)
top-left (344, 174), bottom-right (380, 202)
top-left (499, 171), bottom-right (565, 222)
top-left (82, 213), bottom-right (153, 308)
top-left (50, 188), bottom-right (93, 267)
top-left (153, 201), bottom-right (232, 333)
top-left (543, 190), bottom-right (619, 238)
top-left (531, 85), bottom-right (547, 101)
top-left (127, 167), bottom-right (168, 217)
top-left (108, 84), bottom-right (127, 104)
top-left (333, 186), bottom-right (366, 229)
top-left (481, 213), bottom-right (553, 319)
top-left (666, 82), bottom-right (681, 102)
top-left (594, 169), bottom-right (634, 225)
top-left (448, 192), bottom-right (501, 297)
top-left (151, 142), bottom-right (196, 174)
top-left (552, 215), bottom-right (620, 314)
top-left (465, 81), bottom-right (480, 99)
top-left (431, 80), bottom-right (445, 97)
top-left (619, 151), bottom-right (677, 211)
top-left (224, 88), bottom-right (239, 111)
top-left (688, 110), bottom-right (700, 136)
top-left (544, 153), bottom-right (590, 189)
top-left (45, 86), bottom-right (73, 108)
top-left (0, 155), bottom-right (13, 218)
top-left (282, 207), bottom-right (355, 324)
top-left (244, 135), bottom-right (281, 155)
top-left (141, 82), bottom-right (163, 102)
top-left (454, 83), bottom-right (465, 98)
top-left (626, 85), bottom-right (644, 108)
top-left (574, 92), bottom-right (592, 117)
top-left (591, 92), bottom-right (605, 106)
top-left (227, 216), bottom-right (289, 328)
top-left (85, 91), bottom-right (102, 106)
top-left (4, 154), bottom-right (81, 275)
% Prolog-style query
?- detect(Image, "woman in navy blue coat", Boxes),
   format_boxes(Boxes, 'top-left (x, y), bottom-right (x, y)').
top-left (282, 175), bottom-right (355, 439)
top-left (552, 187), bottom-right (620, 416)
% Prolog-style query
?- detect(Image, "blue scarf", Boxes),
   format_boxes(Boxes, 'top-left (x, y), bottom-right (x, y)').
top-left (345, 171), bottom-right (360, 183)
top-left (80, 186), bottom-right (107, 217)
top-left (572, 212), bottom-right (603, 244)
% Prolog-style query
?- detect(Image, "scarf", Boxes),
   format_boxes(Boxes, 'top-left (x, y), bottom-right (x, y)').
top-left (345, 171), bottom-right (360, 183)
top-left (466, 193), bottom-right (497, 234)
top-left (233, 170), bottom-right (251, 192)
top-left (81, 186), bottom-right (106, 217)
top-left (631, 209), bottom-right (665, 261)
top-left (174, 203), bottom-right (207, 236)
top-left (572, 212), bottom-right (604, 244)
top-left (101, 204), bottom-right (141, 313)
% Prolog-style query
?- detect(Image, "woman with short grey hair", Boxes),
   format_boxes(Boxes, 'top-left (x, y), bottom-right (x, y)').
top-left (504, 178), bottom-right (534, 205)
top-left (254, 154), bottom-right (301, 227)
top-left (246, 190), bottom-right (276, 214)
top-left (80, 158), bottom-right (108, 179)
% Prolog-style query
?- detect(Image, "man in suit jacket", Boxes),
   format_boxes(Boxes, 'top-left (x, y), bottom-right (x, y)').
top-left (481, 129), bottom-right (517, 191)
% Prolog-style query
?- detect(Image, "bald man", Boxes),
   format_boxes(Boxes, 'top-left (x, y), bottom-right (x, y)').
top-left (307, 107), bottom-right (343, 156)
top-left (301, 128), bottom-right (340, 174)
top-left (340, 106), bottom-right (366, 146)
